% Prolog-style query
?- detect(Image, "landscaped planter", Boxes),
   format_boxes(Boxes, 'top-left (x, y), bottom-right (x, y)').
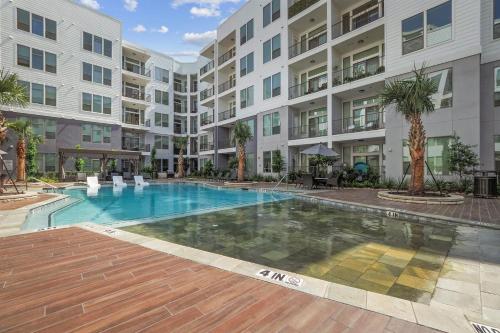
top-left (377, 191), bottom-right (464, 205)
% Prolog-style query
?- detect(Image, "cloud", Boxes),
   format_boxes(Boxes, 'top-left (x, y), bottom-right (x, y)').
top-left (132, 24), bottom-right (147, 33)
top-left (183, 30), bottom-right (217, 45)
top-left (190, 6), bottom-right (220, 17)
top-left (80, 0), bottom-right (100, 10)
top-left (124, 0), bottom-right (138, 11)
top-left (153, 26), bottom-right (169, 33)
top-left (171, 0), bottom-right (240, 8)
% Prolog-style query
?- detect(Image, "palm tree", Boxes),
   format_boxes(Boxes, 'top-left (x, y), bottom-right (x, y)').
top-left (0, 70), bottom-right (29, 144)
top-left (380, 66), bottom-right (438, 195)
top-left (231, 121), bottom-right (253, 182)
top-left (174, 136), bottom-right (189, 178)
top-left (7, 120), bottom-right (32, 181)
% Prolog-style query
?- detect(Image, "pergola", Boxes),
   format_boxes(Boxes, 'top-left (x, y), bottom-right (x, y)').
top-left (58, 148), bottom-right (143, 180)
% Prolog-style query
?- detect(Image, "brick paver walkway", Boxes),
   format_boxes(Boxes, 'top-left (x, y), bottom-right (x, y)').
top-left (310, 189), bottom-right (500, 226)
top-left (0, 228), bottom-right (440, 332)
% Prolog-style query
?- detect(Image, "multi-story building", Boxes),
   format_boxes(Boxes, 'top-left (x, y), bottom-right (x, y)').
top-left (0, 0), bottom-right (206, 178)
top-left (197, 0), bottom-right (500, 179)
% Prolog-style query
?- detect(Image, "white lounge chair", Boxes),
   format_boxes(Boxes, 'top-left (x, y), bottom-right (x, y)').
top-left (86, 176), bottom-right (101, 190)
top-left (113, 176), bottom-right (128, 188)
top-left (134, 175), bottom-right (150, 187)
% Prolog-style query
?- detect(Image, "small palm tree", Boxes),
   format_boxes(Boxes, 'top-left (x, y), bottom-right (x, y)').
top-left (174, 136), bottom-right (189, 178)
top-left (7, 120), bottom-right (32, 181)
top-left (231, 121), bottom-right (253, 182)
top-left (0, 70), bottom-right (29, 144)
top-left (380, 66), bottom-right (438, 195)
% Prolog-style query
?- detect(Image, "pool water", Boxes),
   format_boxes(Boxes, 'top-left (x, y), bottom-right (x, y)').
top-left (44, 184), bottom-right (290, 227)
top-left (122, 198), bottom-right (468, 304)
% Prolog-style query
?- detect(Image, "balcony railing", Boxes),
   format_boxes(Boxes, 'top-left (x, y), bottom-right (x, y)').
top-left (123, 87), bottom-right (150, 102)
top-left (122, 113), bottom-right (146, 126)
top-left (122, 137), bottom-right (146, 151)
top-left (174, 125), bottom-right (187, 135)
top-left (174, 82), bottom-right (188, 93)
top-left (218, 107), bottom-right (236, 121)
top-left (218, 47), bottom-right (236, 66)
top-left (200, 112), bottom-right (214, 126)
top-left (289, 124), bottom-right (328, 140)
top-left (218, 78), bottom-right (236, 94)
top-left (332, 111), bottom-right (385, 135)
top-left (288, 0), bottom-right (320, 19)
top-left (332, 1), bottom-right (384, 39)
top-left (289, 30), bottom-right (327, 59)
top-left (289, 74), bottom-right (327, 99)
top-left (122, 63), bottom-right (150, 77)
top-left (200, 60), bottom-right (214, 76)
top-left (200, 87), bottom-right (214, 101)
top-left (219, 138), bottom-right (235, 149)
top-left (191, 83), bottom-right (198, 93)
top-left (332, 56), bottom-right (385, 87)
top-left (174, 101), bottom-right (188, 114)
top-left (200, 143), bottom-right (215, 152)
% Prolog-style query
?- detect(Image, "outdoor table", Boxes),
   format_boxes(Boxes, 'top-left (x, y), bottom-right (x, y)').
top-left (314, 178), bottom-right (328, 188)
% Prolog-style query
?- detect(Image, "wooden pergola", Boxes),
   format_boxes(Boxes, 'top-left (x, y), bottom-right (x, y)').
top-left (58, 148), bottom-right (143, 180)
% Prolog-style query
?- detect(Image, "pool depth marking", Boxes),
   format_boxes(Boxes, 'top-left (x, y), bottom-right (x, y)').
top-left (256, 269), bottom-right (304, 288)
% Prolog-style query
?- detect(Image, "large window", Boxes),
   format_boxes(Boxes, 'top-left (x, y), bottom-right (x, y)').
top-left (263, 112), bottom-right (280, 136)
top-left (45, 86), bottom-right (57, 106)
top-left (154, 135), bottom-right (169, 150)
top-left (263, 34), bottom-right (280, 63)
top-left (82, 93), bottom-right (112, 114)
top-left (402, 13), bottom-right (424, 55)
top-left (495, 67), bottom-right (500, 107)
top-left (45, 52), bottom-right (57, 73)
top-left (263, 150), bottom-right (281, 173)
top-left (155, 113), bottom-right (169, 127)
top-left (240, 53), bottom-right (254, 77)
top-left (155, 90), bottom-right (169, 105)
top-left (427, 137), bottom-right (452, 176)
top-left (240, 86), bottom-right (254, 109)
top-left (240, 19), bottom-right (254, 45)
top-left (19, 81), bottom-right (56, 107)
top-left (427, 1), bottom-right (452, 47)
top-left (263, 0), bottom-right (280, 27)
top-left (30, 118), bottom-right (56, 140)
top-left (82, 63), bottom-right (112, 86)
top-left (17, 45), bottom-right (30, 67)
top-left (16, 8), bottom-right (56, 40)
top-left (82, 32), bottom-right (112, 58)
top-left (155, 67), bottom-right (169, 83)
top-left (37, 153), bottom-right (56, 173)
top-left (31, 83), bottom-right (44, 105)
top-left (263, 73), bottom-right (281, 99)
top-left (82, 124), bottom-right (111, 144)
top-left (429, 68), bottom-right (453, 108)
top-left (17, 45), bottom-right (56, 73)
top-left (16, 9), bottom-right (30, 32)
top-left (494, 0), bottom-right (500, 39)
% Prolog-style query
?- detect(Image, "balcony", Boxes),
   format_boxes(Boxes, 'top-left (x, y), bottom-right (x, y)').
top-left (122, 87), bottom-right (149, 102)
top-left (218, 78), bottom-right (236, 94)
top-left (200, 112), bottom-right (214, 126)
top-left (289, 124), bottom-right (328, 140)
top-left (174, 125), bottom-right (187, 135)
top-left (219, 138), bottom-right (235, 150)
top-left (122, 62), bottom-right (150, 78)
top-left (200, 60), bottom-right (214, 76)
top-left (174, 82), bottom-right (188, 93)
top-left (289, 30), bottom-right (327, 59)
top-left (332, 1), bottom-right (384, 39)
top-left (218, 108), bottom-right (236, 122)
top-left (122, 137), bottom-right (147, 152)
top-left (289, 74), bottom-right (327, 99)
top-left (200, 87), bottom-right (214, 101)
top-left (174, 101), bottom-right (188, 114)
top-left (288, 0), bottom-right (320, 19)
top-left (218, 47), bottom-right (236, 66)
top-left (332, 112), bottom-right (385, 135)
top-left (332, 56), bottom-right (385, 87)
top-left (200, 143), bottom-right (215, 152)
top-left (122, 112), bottom-right (147, 127)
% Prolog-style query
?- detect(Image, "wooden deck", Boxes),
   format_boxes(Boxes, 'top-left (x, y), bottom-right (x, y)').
top-left (0, 228), bottom-right (440, 332)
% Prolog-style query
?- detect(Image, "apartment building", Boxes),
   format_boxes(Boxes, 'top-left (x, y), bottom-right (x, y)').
top-left (0, 0), bottom-right (206, 177)
top-left (197, 0), bottom-right (500, 179)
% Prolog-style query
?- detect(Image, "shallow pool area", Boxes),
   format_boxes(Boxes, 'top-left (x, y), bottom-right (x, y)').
top-left (121, 198), bottom-right (478, 304)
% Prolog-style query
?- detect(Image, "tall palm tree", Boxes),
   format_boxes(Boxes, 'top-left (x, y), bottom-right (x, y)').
top-left (380, 66), bottom-right (438, 195)
top-left (231, 121), bottom-right (253, 182)
top-left (0, 70), bottom-right (29, 144)
top-left (174, 136), bottom-right (189, 178)
top-left (7, 120), bottom-right (32, 181)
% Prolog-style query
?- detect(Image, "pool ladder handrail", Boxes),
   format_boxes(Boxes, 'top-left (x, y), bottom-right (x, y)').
top-left (272, 173), bottom-right (288, 192)
top-left (32, 178), bottom-right (58, 190)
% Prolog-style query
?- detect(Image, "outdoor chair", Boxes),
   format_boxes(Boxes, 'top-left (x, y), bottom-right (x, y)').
top-left (303, 174), bottom-right (314, 189)
top-left (295, 174), bottom-right (304, 187)
top-left (112, 176), bottom-right (128, 188)
top-left (86, 176), bottom-right (101, 190)
top-left (77, 172), bottom-right (87, 182)
top-left (134, 175), bottom-right (150, 187)
top-left (326, 176), bottom-right (338, 188)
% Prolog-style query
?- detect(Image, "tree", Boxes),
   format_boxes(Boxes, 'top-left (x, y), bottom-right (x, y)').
top-left (202, 160), bottom-right (214, 178)
top-left (174, 136), bottom-right (188, 178)
top-left (151, 147), bottom-right (157, 179)
top-left (74, 145), bottom-right (85, 172)
top-left (26, 133), bottom-right (43, 178)
top-left (0, 70), bottom-right (29, 145)
top-left (272, 149), bottom-right (285, 176)
top-left (448, 135), bottom-right (478, 180)
top-left (231, 121), bottom-right (253, 182)
top-left (7, 120), bottom-right (32, 181)
top-left (380, 66), bottom-right (438, 195)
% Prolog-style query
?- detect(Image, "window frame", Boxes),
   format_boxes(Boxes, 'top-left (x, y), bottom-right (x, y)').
top-left (263, 0), bottom-right (280, 28)
top-left (426, 1), bottom-right (452, 47)
top-left (402, 12), bottom-right (424, 55)
top-left (240, 86), bottom-right (254, 109)
top-left (240, 19), bottom-right (254, 45)
top-left (44, 85), bottom-right (57, 106)
top-left (494, 0), bottom-right (500, 39)
top-left (240, 52), bottom-right (254, 77)
top-left (495, 67), bottom-right (500, 107)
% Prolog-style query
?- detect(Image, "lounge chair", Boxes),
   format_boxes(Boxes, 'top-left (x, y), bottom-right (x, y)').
top-left (86, 176), bottom-right (101, 190)
top-left (113, 176), bottom-right (128, 188)
top-left (134, 175), bottom-right (150, 187)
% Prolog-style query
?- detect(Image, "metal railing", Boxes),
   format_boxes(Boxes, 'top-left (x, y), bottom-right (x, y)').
top-left (218, 107), bottom-right (236, 121)
top-left (174, 125), bottom-right (187, 135)
top-left (123, 87), bottom-right (149, 101)
top-left (174, 101), bottom-right (188, 114)
top-left (288, 0), bottom-right (320, 19)
top-left (332, 56), bottom-right (385, 87)
top-left (332, 1), bottom-right (384, 39)
top-left (218, 47), bottom-right (236, 66)
top-left (200, 87), bottom-right (214, 101)
top-left (289, 124), bottom-right (328, 140)
top-left (122, 63), bottom-right (150, 77)
top-left (200, 60), bottom-right (215, 76)
top-left (122, 113), bottom-right (145, 126)
top-left (122, 137), bottom-right (145, 151)
top-left (218, 78), bottom-right (236, 94)
top-left (289, 74), bottom-right (328, 99)
top-left (289, 30), bottom-right (327, 59)
top-left (200, 143), bottom-right (215, 152)
top-left (200, 113), bottom-right (214, 126)
top-left (332, 111), bottom-right (385, 134)
top-left (219, 138), bottom-right (235, 149)
top-left (174, 82), bottom-right (187, 93)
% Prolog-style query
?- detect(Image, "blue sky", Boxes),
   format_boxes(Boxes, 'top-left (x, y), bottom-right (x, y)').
top-left (78, 0), bottom-right (244, 62)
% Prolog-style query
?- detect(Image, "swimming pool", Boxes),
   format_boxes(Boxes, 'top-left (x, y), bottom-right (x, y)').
top-left (23, 183), bottom-right (291, 229)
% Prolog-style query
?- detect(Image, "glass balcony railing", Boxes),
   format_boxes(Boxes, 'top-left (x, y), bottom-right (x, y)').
top-left (200, 143), bottom-right (215, 152)
top-left (218, 78), bottom-right (236, 94)
top-left (288, 0), bottom-right (320, 19)
top-left (174, 82), bottom-right (188, 93)
top-left (218, 108), bottom-right (236, 121)
top-left (122, 63), bottom-right (150, 77)
top-left (332, 111), bottom-right (385, 135)
top-left (332, 1), bottom-right (384, 39)
top-left (122, 137), bottom-right (146, 151)
top-left (122, 112), bottom-right (146, 126)
top-left (200, 87), bottom-right (214, 101)
top-left (218, 47), bottom-right (236, 66)
top-left (289, 74), bottom-right (328, 99)
top-left (122, 87), bottom-right (150, 102)
top-left (289, 124), bottom-right (328, 140)
top-left (200, 60), bottom-right (214, 76)
top-left (332, 56), bottom-right (385, 87)
top-left (289, 30), bottom-right (327, 59)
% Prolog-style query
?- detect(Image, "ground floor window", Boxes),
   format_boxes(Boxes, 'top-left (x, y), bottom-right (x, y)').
top-left (263, 150), bottom-right (280, 173)
top-left (495, 136), bottom-right (500, 172)
top-left (36, 153), bottom-right (57, 173)
top-left (155, 159), bottom-right (169, 172)
top-left (245, 152), bottom-right (255, 175)
top-left (343, 144), bottom-right (381, 174)
top-left (403, 137), bottom-right (452, 176)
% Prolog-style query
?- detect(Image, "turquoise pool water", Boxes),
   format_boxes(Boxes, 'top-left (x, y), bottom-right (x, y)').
top-left (27, 183), bottom-right (290, 228)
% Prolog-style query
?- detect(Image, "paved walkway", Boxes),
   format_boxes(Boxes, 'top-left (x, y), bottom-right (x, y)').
top-left (0, 228), bottom-right (439, 333)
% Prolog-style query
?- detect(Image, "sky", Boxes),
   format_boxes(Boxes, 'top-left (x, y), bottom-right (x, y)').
top-left (77, 0), bottom-right (244, 62)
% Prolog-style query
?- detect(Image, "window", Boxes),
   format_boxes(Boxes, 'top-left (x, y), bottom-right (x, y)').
top-left (30, 118), bottom-right (56, 140)
top-left (82, 124), bottom-right (111, 144)
top-left (83, 32), bottom-right (93, 51)
top-left (263, 112), bottom-right (280, 136)
top-left (402, 13), bottom-right (424, 55)
top-left (45, 52), bottom-right (57, 73)
top-left (240, 86), bottom-right (254, 109)
top-left (263, 150), bottom-right (280, 172)
top-left (429, 68), bottom-right (453, 108)
top-left (17, 9), bottom-right (56, 40)
top-left (495, 67), bottom-right (500, 107)
top-left (240, 53), bottom-right (254, 77)
top-left (93, 36), bottom-right (102, 54)
top-left (31, 83), bottom-right (44, 105)
top-left (18, 81), bottom-right (30, 101)
top-left (45, 86), bottom-right (56, 106)
top-left (155, 67), bottom-right (169, 83)
top-left (92, 126), bottom-right (103, 144)
top-left (103, 97), bottom-right (112, 114)
top-left (243, 119), bottom-right (255, 136)
top-left (83, 63), bottom-right (111, 86)
top-left (155, 113), bottom-right (169, 127)
top-left (104, 39), bottom-right (112, 57)
top-left (83, 63), bottom-right (92, 81)
top-left (17, 45), bottom-right (30, 67)
top-left (263, 0), bottom-right (280, 27)
top-left (154, 135), bottom-right (169, 150)
top-left (263, 73), bottom-right (281, 100)
top-left (82, 93), bottom-right (112, 114)
top-left (37, 153), bottom-right (56, 173)
top-left (494, 0), bottom-right (500, 39)
top-left (82, 93), bottom-right (92, 111)
top-left (32, 48), bottom-right (44, 70)
top-left (83, 32), bottom-right (112, 58)
top-left (263, 34), bottom-right (280, 63)
top-left (45, 18), bottom-right (57, 40)
top-left (82, 124), bottom-right (92, 142)
top-left (93, 95), bottom-right (102, 114)
top-left (17, 8), bottom-right (30, 32)
top-left (93, 66), bottom-right (102, 84)
top-left (427, 1), bottom-right (452, 47)
top-left (155, 90), bottom-right (169, 105)
top-left (32, 14), bottom-right (44, 36)
top-left (240, 19), bottom-right (254, 45)
top-left (427, 137), bottom-right (452, 176)
top-left (103, 68), bottom-right (112, 86)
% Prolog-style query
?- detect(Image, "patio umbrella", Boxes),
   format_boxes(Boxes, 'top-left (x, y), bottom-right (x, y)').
top-left (300, 144), bottom-right (339, 157)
